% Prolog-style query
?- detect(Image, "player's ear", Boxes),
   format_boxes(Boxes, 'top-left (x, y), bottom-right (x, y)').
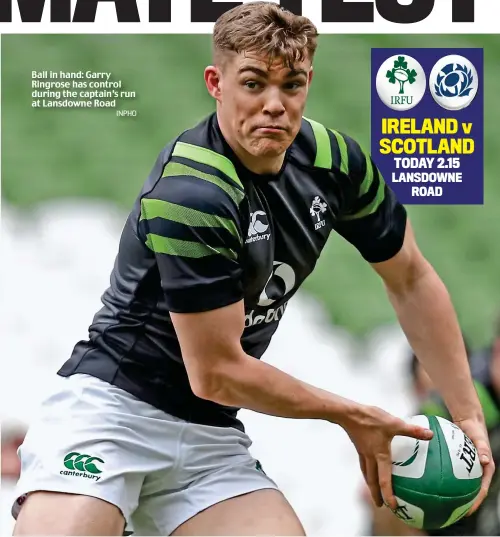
top-left (204, 65), bottom-right (222, 101)
top-left (308, 66), bottom-right (314, 87)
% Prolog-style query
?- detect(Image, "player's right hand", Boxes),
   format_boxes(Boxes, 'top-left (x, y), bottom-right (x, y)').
top-left (342, 405), bottom-right (434, 510)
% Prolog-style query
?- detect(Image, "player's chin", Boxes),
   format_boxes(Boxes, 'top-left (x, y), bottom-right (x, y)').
top-left (249, 136), bottom-right (291, 158)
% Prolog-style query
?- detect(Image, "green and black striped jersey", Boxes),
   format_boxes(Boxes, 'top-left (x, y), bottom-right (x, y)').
top-left (59, 112), bottom-right (407, 430)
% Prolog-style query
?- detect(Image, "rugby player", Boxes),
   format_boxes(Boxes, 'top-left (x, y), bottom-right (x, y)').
top-left (12, 2), bottom-right (494, 535)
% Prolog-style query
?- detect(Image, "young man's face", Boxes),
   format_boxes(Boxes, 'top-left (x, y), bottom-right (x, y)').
top-left (208, 51), bottom-right (313, 161)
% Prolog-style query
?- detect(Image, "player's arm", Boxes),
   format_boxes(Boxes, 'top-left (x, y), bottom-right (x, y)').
top-left (333, 131), bottom-right (481, 422)
top-left (371, 222), bottom-right (481, 424)
top-left (333, 131), bottom-right (494, 512)
top-left (171, 296), bottom-right (432, 510)
top-left (372, 217), bottom-right (494, 514)
top-left (171, 298), bottom-right (353, 419)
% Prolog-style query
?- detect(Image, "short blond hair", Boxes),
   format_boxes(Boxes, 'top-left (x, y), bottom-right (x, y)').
top-left (213, 1), bottom-right (319, 69)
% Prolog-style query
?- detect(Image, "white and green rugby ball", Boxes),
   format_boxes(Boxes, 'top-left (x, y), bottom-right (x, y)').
top-left (390, 414), bottom-right (482, 530)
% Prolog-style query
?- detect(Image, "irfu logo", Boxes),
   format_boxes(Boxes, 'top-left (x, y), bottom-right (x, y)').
top-left (386, 56), bottom-right (417, 95)
top-left (61, 452), bottom-right (104, 481)
top-left (376, 54), bottom-right (426, 111)
top-left (309, 196), bottom-right (327, 230)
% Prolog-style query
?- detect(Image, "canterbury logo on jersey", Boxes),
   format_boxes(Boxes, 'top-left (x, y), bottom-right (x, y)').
top-left (60, 451), bottom-right (104, 481)
top-left (245, 210), bottom-right (271, 244)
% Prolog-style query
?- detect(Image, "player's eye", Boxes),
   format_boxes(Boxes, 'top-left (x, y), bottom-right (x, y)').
top-left (284, 81), bottom-right (304, 91)
top-left (243, 80), bottom-right (261, 90)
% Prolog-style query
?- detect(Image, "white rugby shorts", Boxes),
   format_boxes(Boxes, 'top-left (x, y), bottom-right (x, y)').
top-left (13, 373), bottom-right (278, 535)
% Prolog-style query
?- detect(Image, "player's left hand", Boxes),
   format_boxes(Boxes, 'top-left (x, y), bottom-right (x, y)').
top-left (453, 416), bottom-right (495, 516)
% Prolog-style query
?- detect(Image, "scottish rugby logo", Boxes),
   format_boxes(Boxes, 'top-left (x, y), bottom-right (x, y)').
top-left (430, 55), bottom-right (478, 111)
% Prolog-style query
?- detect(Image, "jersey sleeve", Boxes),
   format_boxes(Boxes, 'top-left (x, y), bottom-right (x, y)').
top-left (137, 163), bottom-right (245, 313)
top-left (332, 130), bottom-right (407, 263)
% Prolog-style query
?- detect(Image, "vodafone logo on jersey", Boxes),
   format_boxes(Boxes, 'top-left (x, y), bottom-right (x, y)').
top-left (258, 262), bottom-right (296, 307)
top-left (245, 262), bottom-right (296, 328)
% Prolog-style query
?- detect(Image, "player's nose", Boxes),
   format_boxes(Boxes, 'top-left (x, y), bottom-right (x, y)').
top-left (262, 88), bottom-right (285, 116)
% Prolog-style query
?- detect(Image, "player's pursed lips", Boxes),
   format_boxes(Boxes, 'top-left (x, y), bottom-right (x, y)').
top-left (252, 123), bottom-right (289, 132)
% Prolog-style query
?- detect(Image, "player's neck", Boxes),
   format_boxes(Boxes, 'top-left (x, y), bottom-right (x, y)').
top-left (217, 114), bottom-right (285, 176)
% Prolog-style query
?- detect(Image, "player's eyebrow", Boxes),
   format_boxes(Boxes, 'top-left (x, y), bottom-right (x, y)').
top-left (238, 66), bottom-right (270, 77)
top-left (238, 66), bottom-right (308, 78)
top-left (287, 69), bottom-right (308, 78)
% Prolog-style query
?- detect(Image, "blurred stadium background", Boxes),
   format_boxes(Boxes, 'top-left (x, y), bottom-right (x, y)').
top-left (1, 33), bottom-right (499, 535)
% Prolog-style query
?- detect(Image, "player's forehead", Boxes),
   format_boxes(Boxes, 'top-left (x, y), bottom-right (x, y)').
top-left (230, 51), bottom-right (311, 78)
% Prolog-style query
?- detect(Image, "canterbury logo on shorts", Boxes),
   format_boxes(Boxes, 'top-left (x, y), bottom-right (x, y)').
top-left (60, 451), bottom-right (105, 481)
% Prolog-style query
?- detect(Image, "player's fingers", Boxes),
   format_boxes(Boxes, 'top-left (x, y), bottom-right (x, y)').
top-left (377, 452), bottom-right (396, 510)
top-left (397, 421), bottom-right (434, 441)
top-left (466, 486), bottom-right (486, 516)
top-left (366, 456), bottom-right (383, 508)
top-left (472, 436), bottom-right (492, 468)
top-left (466, 458), bottom-right (495, 516)
top-left (481, 456), bottom-right (495, 491)
top-left (359, 454), bottom-right (367, 481)
top-left (473, 440), bottom-right (494, 507)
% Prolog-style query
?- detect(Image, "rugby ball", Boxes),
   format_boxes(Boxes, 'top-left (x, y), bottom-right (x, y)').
top-left (390, 415), bottom-right (482, 530)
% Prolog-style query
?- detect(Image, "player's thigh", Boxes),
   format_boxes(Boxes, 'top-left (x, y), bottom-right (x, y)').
top-left (13, 491), bottom-right (125, 536)
top-left (12, 374), bottom-right (176, 535)
top-left (171, 488), bottom-right (305, 536)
